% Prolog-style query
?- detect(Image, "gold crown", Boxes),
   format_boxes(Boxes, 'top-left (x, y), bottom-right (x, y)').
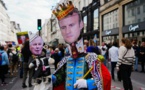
top-left (52, 1), bottom-right (74, 20)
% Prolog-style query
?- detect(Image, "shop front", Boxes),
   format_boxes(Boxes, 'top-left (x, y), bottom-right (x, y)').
top-left (81, 0), bottom-right (100, 41)
top-left (122, 21), bottom-right (145, 42)
top-left (102, 28), bottom-right (119, 44)
top-left (123, 0), bottom-right (145, 42)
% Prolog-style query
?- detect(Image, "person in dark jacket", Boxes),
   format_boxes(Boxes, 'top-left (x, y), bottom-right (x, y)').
top-left (0, 46), bottom-right (9, 86)
top-left (132, 40), bottom-right (140, 71)
top-left (21, 41), bottom-right (33, 88)
top-left (51, 48), bottom-right (62, 69)
top-left (139, 41), bottom-right (145, 72)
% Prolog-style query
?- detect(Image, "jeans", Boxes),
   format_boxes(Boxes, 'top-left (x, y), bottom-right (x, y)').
top-left (120, 64), bottom-right (133, 90)
top-left (111, 62), bottom-right (116, 80)
top-left (22, 62), bottom-right (34, 85)
top-left (134, 57), bottom-right (138, 70)
top-left (111, 62), bottom-right (121, 80)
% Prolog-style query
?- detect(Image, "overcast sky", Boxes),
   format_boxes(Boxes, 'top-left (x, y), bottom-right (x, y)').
top-left (4, 0), bottom-right (59, 33)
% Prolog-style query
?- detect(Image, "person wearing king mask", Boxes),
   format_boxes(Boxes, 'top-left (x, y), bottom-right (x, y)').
top-left (28, 33), bottom-right (55, 90)
top-left (29, 36), bottom-right (43, 56)
top-left (52, 1), bottom-right (111, 90)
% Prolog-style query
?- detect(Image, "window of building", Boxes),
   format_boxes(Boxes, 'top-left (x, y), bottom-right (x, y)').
top-left (84, 0), bottom-right (86, 6)
top-left (128, 10), bottom-right (130, 17)
top-left (79, 1), bottom-right (81, 10)
top-left (124, 0), bottom-right (145, 26)
top-left (144, 17), bottom-right (145, 21)
top-left (93, 9), bottom-right (98, 30)
top-left (83, 16), bottom-right (87, 33)
top-left (131, 9), bottom-right (135, 16)
top-left (137, 7), bottom-right (140, 14)
top-left (138, 19), bottom-right (141, 22)
top-left (103, 9), bottom-right (118, 31)
top-left (143, 5), bottom-right (145, 12)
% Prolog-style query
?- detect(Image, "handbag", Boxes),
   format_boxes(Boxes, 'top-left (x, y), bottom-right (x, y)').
top-left (123, 49), bottom-right (128, 58)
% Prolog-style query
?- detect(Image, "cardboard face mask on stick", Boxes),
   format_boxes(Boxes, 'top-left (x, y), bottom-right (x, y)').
top-left (29, 32), bottom-right (44, 56)
top-left (53, 1), bottom-right (84, 44)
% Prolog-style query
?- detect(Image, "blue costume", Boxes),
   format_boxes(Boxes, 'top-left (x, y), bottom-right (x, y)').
top-left (53, 54), bottom-right (97, 90)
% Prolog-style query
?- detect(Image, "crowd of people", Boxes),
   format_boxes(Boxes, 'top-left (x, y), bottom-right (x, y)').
top-left (0, 37), bottom-right (145, 90)
top-left (0, 2), bottom-right (145, 90)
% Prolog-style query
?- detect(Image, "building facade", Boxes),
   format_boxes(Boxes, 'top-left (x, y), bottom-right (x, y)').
top-left (10, 21), bottom-right (21, 44)
top-left (80, 0), bottom-right (100, 43)
top-left (48, 13), bottom-right (65, 46)
top-left (41, 19), bottom-right (49, 43)
top-left (0, 0), bottom-right (10, 43)
top-left (99, 0), bottom-right (145, 45)
top-left (0, 0), bottom-right (21, 45)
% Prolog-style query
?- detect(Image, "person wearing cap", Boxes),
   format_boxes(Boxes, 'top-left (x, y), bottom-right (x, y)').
top-left (29, 33), bottom-right (43, 56)
top-left (52, 1), bottom-right (111, 90)
top-left (28, 33), bottom-right (55, 90)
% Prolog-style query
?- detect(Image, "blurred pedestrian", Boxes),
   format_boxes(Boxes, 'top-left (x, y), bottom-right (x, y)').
top-left (87, 39), bottom-right (101, 54)
top-left (64, 44), bottom-right (70, 56)
top-left (99, 42), bottom-right (108, 66)
top-left (0, 46), bottom-right (9, 86)
top-left (29, 33), bottom-right (54, 90)
top-left (58, 44), bottom-right (65, 57)
top-left (52, 4), bottom-right (111, 90)
top-left (46, 45), bottom-right (51, 58)
top-left (139, 41), bottom-right (145, 73)
top-left (132, 39), bottom-right (139, 71)
top-left (116, 38), bottom-right (135, 90)
top-left (109, 41), bottom-right (120, 81)
top-left (21, 41), bottom-right (33, 88)
top-left (9, 47), bottom-right (19, 76)
top-left (51, 48), bottom-right (62, 69)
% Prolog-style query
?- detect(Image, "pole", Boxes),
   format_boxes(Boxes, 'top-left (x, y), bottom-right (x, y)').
top-left (39, 30), bottom-right (41, 36)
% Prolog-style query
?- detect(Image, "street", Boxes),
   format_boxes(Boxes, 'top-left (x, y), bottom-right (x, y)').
top-left (0, 65), bottom-right (145, 90)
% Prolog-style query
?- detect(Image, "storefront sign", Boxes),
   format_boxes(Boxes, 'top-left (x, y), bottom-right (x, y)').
top-left (105, 30), bottom-right (112, 35)
top-left (129, 25), bottom-right (139, 31)
top-left (102, 28), bottom-right (119, 36)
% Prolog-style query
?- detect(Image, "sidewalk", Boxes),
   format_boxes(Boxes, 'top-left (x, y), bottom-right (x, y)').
top-left (10, 78), bottom-right (34, 90)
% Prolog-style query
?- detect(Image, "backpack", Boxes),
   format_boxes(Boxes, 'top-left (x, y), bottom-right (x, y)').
top-left (7, 49), bottom-right (11, 58)
top-left (0, 52), bottom-right (3, 65)
top-left (12, 52), bottom-right (19, 63)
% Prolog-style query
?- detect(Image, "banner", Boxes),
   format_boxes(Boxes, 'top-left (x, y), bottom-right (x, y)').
top-left (16, 31), bottom-right (29, 44)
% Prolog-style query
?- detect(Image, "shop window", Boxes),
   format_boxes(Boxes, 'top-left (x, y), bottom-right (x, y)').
top-left (93, 9), bottom-right (99, 30)
top-left (134, 33), bottom-right (137, 37)
top-left (130, 33), bottom-right (132, 37)
top-left (84, 0), bottom-right (86, 6)
top-left (124, 0), bottom-right (145, 26)
top-left (138, 19), bottom-right (141, 22)
top-left (140, 32), bottom-right (143, 36)
top-left (137, 7), bottom-right (140, 15)
top-left (131, 9), bottom-right (135, 16)
top-left (79, 1), bottom-right (81, 10)
top-left (83, 16), bottom-right (87, 33)
top-left (128, 10), bottom-right (130, 17)
top-left (143, 5), bottom-right (145, 12)
top-left (128, 21), bottom-right (130, 24)
top-left (103, 9), bottom-right (118, 31)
